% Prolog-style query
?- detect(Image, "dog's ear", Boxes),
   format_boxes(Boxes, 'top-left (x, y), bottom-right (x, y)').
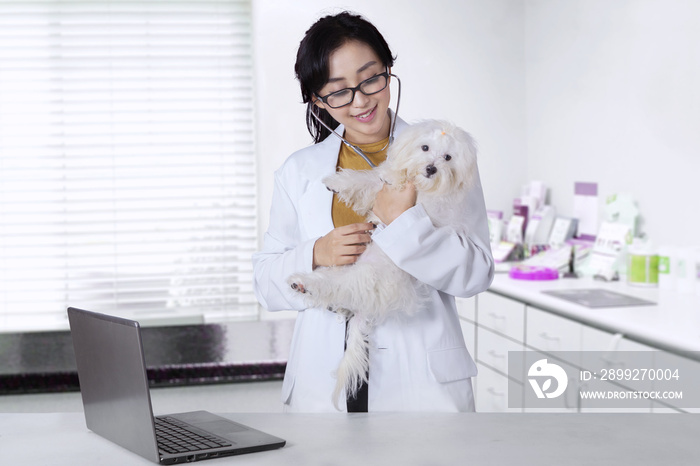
top-left (456, 127), bottom-right (478, 170)
top-left (385, 123), bottom-right (426, 179)
top-left (449, 126), bottom-right (479, 191)
top-left (454, 126), bottom-right (478, 160)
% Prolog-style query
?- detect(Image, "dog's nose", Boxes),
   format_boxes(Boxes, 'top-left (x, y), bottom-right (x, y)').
top-left (425, 164), bottom-right (437, 177)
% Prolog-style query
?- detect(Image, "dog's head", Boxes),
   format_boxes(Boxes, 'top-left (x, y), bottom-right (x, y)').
top-left (385, 120), bottom-right (477, 195)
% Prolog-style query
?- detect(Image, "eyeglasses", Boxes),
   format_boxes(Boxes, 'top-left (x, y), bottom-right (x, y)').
top-left (315, 71), bottom-right (390, 109)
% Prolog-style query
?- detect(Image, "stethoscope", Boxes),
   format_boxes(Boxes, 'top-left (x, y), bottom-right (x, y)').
top-left (309, 73), bottom-right (402, 169)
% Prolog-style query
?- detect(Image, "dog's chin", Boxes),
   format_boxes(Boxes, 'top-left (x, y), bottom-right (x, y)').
top-left (413, 176), bottom-right (436, 193)
top-left (414, 173), bottom-right (456, 196)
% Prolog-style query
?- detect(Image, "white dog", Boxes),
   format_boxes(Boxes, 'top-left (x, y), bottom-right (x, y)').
top-left (287, 119), bottom-right (478, 409)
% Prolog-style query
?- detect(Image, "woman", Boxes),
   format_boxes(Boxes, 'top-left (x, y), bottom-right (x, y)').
top-left (252, 11), bottom-right (494, 412)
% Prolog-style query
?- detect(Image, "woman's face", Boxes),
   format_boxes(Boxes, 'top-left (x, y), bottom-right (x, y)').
top-left (314, 40), bottom-right (392, 145)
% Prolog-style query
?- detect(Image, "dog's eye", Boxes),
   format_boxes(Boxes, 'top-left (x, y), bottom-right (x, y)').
top-left (421, 145), bottom-right (429, 152)
top-left (444, 154), bottom-right (452, 161)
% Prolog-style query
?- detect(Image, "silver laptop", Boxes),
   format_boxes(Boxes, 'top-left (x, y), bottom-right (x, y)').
top-left (67, 307), bottom-right (285, 464)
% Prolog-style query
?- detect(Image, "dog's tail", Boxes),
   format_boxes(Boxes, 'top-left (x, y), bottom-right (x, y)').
top-left (332, 315), bottom-right (370, 410)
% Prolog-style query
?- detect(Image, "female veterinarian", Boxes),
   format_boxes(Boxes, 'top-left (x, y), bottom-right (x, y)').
top-left (252, 11), bottom-right (494, 412)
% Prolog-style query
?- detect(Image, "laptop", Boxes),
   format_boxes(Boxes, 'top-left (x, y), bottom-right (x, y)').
top-left (67, 307), bottom-right (286, 464)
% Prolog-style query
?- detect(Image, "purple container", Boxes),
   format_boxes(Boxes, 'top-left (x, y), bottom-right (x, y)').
top-left (509, 265), bottom-right (559, 281)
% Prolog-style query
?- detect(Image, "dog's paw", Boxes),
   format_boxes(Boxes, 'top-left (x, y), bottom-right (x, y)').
top-left (323, 175), bottom-right (342, 195)
top-left (287, 274), bottom-right (309, 294)
top-left (290, 282), bottom-right (306, 293)
top-left (327, 305), bottom-right (353, 319)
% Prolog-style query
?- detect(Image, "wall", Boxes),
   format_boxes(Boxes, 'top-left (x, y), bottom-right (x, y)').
top-left (525, 0), bottom-right (700, 247)
top-left (253, 0), bottom-right (698, 255)
top-left (251, 0), bottom-right (527, 244)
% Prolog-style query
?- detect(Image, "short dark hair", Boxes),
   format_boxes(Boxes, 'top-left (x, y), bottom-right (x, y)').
top-left (295, 12), bottom-right (396, 143)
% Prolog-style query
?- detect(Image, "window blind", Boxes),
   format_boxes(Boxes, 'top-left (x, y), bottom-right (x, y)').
top-left (0, 0), bottom-right (258, 331)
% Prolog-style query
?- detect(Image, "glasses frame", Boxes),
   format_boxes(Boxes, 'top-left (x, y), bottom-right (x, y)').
top-left (315, 70), bottom-right (390, 109)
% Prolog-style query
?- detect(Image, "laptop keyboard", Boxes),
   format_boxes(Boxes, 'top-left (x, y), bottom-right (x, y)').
top-left (155, 416), bottom-right (233, 455)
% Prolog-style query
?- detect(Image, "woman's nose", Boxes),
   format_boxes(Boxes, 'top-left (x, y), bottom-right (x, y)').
top-left (352, 90), bottom-right (370, 107)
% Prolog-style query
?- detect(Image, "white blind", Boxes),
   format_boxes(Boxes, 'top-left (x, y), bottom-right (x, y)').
top-left (0, 0), bottom-right (258, 331)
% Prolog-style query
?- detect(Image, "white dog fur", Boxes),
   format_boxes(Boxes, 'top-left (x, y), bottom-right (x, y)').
top-left (287, 119), bottom-right (478, 409)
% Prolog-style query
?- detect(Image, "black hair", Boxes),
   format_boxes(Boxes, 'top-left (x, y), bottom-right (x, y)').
top-left (295, 12), bottom-right (396, 143)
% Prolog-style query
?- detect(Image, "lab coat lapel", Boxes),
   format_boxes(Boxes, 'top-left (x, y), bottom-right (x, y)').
top-left (297, 113), bottom-right (408, 240)
top-left (297, 127), bottom-right (343, 240)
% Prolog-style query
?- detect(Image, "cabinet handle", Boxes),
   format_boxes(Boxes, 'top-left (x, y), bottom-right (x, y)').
top-left (488, 350), bottom-right (505, 359)
top-left (606, 333), bottom-right (624, 352)
top-left (487, 387), bottom-right (505, 397)
top-left (539, 332), bottom-right (560, 341)
top-left (488, 312), bottom-right (506, 320)
top-left (599, 333), bottom-right (625, 366)
top-left (600, 356), bottom-right (625, 367)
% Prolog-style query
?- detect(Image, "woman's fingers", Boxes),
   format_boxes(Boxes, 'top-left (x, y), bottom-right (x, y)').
top-left (313, 222), bottom-right (375, 268)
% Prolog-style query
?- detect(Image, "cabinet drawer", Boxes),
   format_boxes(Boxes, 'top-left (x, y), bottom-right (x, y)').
top-left (477, 326), bottom-right (524, 382)
top-left (580, 326), bottom-right (655, 392)
top-left (581, 326), bottom-right (656, 352)
top-left (477, 291), bottom-right (525, 341)
top-left (456, 296), bottom-right (476, 322)
top-left (475, 363), bottom-right (523, 413)
top-left (652, 351), bottom-right (700, 412)
top-left (526, 306), bottom-right (582, 358)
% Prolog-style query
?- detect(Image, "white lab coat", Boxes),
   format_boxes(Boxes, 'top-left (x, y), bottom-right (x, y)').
top-left (252, 114), bottom-right (494, 412)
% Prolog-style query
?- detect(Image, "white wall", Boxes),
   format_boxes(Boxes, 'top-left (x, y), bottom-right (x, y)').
top-left (525, 0), bottom-right (700, 247)
top-left (252, 0), bottom-right (527, 241)
top-left (253, 0), bottom-right (698, 250)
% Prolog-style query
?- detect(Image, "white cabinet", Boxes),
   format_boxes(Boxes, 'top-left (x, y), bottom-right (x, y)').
top-left (525, 306), bottom-right (657, 412)
top-left (472, 291), bottom-right (526, 412)
top-left (477, 326), bottom-right (524, 381)
top-left (526, 307), bottom-right (582, 353)
top-left (475, 363), bottom-right (523, 413)
top-left (455, 296), bottom-right (476, 322)
top-left (650, 351), bottom-right (700, 414)
top-left (477, 292), bottom-right (524, 341)
top-left (580, 326), bottom-right (656, 394)
top-left (472, 289), bottom-right (699, 414)
top-left (577, 326), bottom-right (655, 413)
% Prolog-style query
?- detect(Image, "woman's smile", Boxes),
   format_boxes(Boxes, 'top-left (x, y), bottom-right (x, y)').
top-left (353, 105), bottom-right (377, 123)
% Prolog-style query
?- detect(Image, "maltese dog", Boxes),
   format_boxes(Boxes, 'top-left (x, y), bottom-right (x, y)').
top-left (287, 119), bottom-right (478, 409)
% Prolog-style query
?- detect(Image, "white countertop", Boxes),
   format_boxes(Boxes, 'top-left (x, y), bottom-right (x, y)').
top-left (489, 273), bottom-right (700, 357)
top-left (1, 412), bottom-right (697, 465)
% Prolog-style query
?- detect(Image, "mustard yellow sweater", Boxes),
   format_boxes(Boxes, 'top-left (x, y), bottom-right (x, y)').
top-left (331, 137), bottom-right (389, 227)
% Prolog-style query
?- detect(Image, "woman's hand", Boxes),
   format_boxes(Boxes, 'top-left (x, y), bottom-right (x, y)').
top-left (372, 182), bottom-right (417, 225)
top-left (313, 222), bottom-right (375, 268)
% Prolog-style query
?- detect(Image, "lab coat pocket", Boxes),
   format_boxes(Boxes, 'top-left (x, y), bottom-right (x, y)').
top-left (298, 180), bottom-right (334, 240)
top-left (427, 346), bottom-right (478, 383)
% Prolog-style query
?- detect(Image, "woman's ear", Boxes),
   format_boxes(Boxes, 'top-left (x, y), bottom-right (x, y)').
top-left (312, 97), bottom-right (326, 110)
